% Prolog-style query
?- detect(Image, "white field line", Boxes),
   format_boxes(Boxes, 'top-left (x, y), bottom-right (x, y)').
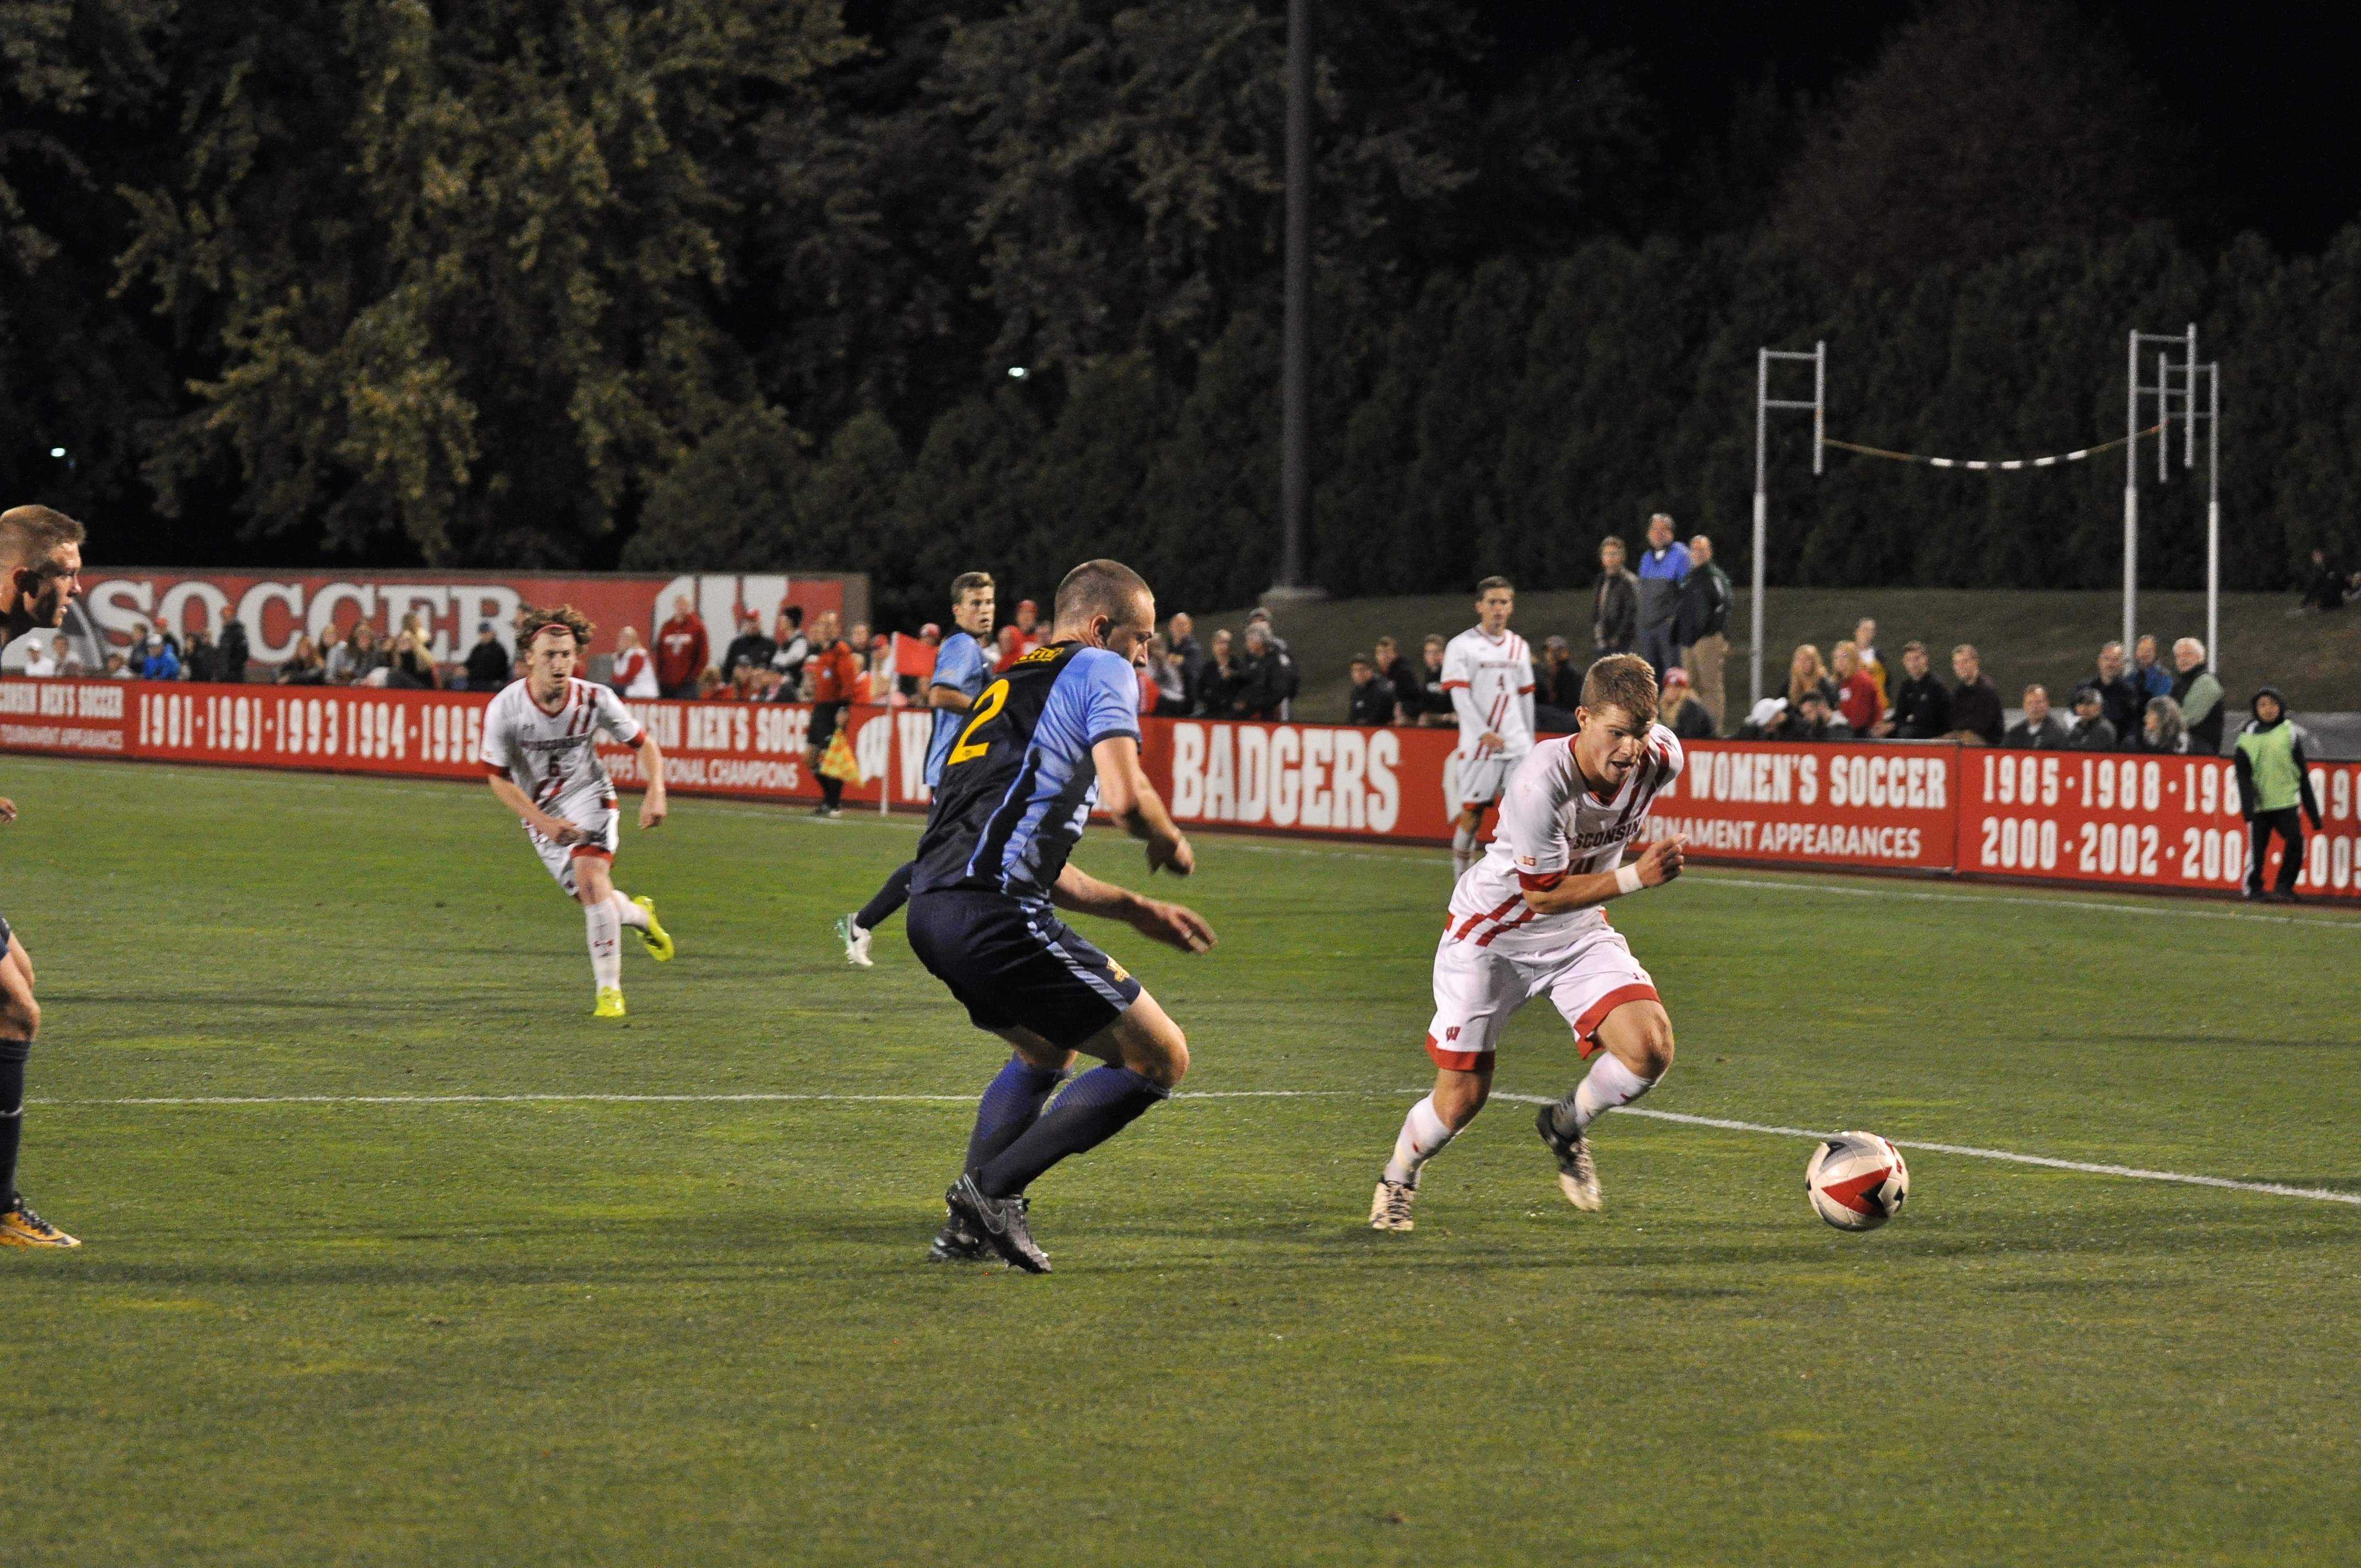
top-left (1485, 1093), bottom-right (2361, 1208)
top-left (36, 1085), bottom-right (2361, 1208)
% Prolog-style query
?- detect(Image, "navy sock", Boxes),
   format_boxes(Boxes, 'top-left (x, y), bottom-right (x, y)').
top-left (820, 775), bottom-right (845, 810)
top-left (964, 1055), bottom-right (1067, 1175)
top-left (0, 1039), bottom-right (28, 1210)
top-left (976, 1065), bottom-right (1167, 1199)
top-left (857, 862), bottom-right (916, 933)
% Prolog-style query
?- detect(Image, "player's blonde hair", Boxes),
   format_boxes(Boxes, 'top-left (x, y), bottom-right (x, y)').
top-left (0, 504), bottom-right (85, 566)
top-left (519, 603), bottom-right (595, 650)
top-left (1581, 653), bottom-right (1658, 723)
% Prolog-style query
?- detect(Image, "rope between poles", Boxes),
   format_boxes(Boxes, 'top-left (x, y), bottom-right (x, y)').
top-left (1820, 423), bottom-right (2161, 471)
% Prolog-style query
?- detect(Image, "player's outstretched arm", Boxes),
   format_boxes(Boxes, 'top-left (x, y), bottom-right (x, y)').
top-left (1519, 834), bottom-right (1685, 915)
top-left (1051, 862), bottom-right (1215, 955)
top-left (635, 734), bottom-right (668, 830)
top-left (1092, 734), bottom-right (1193, 876)
top-left (485, 774), bottom-right (581, 846)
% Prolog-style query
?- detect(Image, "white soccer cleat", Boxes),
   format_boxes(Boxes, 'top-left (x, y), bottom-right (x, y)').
top-left (1536, 1103), bottom-right (1603, 1212)
top-left (836, 914), bottom-right (873, 968)
top-left (1369, 1178), bottom-right (1417, 1232)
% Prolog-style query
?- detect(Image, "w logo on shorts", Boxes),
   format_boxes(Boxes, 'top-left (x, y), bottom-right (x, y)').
top-left (1444, 1026), bottom-right (1461, 1042)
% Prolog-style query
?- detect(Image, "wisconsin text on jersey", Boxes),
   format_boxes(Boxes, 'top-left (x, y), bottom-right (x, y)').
top-left (480, 609), bottom-right (673, 1017)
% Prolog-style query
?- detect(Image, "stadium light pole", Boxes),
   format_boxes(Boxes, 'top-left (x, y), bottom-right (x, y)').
top-left (1752, 341), bottom-right (1825, 707)
top-left (1266, 0), bottom-right (1320, 605)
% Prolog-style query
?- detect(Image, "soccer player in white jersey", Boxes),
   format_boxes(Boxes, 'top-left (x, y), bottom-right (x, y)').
top-left (480, 606), bottom-right (675, 1017)
top-left (1440, 576), bottom-right (1535, 877)
top-left (1372, 654), bottom-right (1688, 1232)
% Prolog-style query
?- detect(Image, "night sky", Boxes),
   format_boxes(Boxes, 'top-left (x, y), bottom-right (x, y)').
top-left (1495, 3), bottom-right (2358, 252)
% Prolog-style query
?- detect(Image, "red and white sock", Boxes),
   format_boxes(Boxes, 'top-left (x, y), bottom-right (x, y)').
top-left (1383, 1095), bottom-right (1456, 1186)
top-left (1567, 1054), bottom-right (1656, 1134)
top-left (586, 899), bottom-right (622, 990)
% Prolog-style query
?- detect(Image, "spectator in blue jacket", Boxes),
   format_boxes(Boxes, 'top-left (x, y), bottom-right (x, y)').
top-left (139, 633), bottom-right (182, 680)
top-left (2132, 635), bottom-right (2173, 700)
top-left (1632, 512), bottom-right (1690, 679)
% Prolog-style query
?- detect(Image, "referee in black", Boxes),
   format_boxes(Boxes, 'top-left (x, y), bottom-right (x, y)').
top-left (0, 505), bottom-right (86, 1248)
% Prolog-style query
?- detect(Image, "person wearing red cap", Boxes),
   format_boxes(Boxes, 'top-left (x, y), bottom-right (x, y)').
top-left (1658, 666), bottom-right (1714, 739)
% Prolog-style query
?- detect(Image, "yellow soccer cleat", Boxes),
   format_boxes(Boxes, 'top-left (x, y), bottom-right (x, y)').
top-left (0, 1200), bottom-right (80, 1249)
top-left (594, 986), bottom-right (627, 1019)
top-left (633, 897), bottom-right (673, 962)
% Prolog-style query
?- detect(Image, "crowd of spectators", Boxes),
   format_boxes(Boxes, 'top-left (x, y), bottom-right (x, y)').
top-left (1716, 629), bottom-right (2234, 756)
top-left (1309, 515), bottom-right (2252, 761)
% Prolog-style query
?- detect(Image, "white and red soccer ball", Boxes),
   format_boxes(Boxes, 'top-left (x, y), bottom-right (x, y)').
top-left (1805, 1131), bottom-right (1910, 1232)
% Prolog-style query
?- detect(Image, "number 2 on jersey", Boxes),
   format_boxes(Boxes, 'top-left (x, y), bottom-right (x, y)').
top-left (948, 679), bottom-right (1010, 765)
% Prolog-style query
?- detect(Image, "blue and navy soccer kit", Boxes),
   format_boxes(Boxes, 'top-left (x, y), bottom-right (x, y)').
top-left (848, 630), bottom-right (998, 935)
top-left (922, 630), bottom-right (992, 790)
top-left (906, 641), bottom-right (1146, 1048)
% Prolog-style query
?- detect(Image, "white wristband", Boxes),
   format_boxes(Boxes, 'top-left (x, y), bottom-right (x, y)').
top-left (1615, 864), bottom-right (1644, 897)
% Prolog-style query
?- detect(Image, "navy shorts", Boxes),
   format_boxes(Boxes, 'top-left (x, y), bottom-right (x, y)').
top-left (0, 908), bottom-right (11, 954)
top-left (906, 890), bottom-right (1143, 1051)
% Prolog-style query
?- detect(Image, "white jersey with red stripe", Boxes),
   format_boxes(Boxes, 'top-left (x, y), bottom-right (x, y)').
top-left (1441, 626), bottom-right (1535, 760)
top-left (1443, 727), bottom-right (1684, 954)
top-left (479, 677), bottom-right (644, 812)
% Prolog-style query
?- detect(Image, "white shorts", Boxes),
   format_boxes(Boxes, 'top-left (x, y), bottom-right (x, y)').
top-left (526, 788), bottom-right (620, 898)
top-left (1424, 924), bottom-right (1659, 1072)
top-left (1446, 749), bottom-right (1524, 812)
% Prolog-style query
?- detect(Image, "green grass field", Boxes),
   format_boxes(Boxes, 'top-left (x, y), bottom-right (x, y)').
top-left (4, 754), bottom-right (2358, 1566)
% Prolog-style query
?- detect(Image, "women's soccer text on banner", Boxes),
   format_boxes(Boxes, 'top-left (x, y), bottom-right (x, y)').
top-left (7, 682), bottom-right (2357, 902)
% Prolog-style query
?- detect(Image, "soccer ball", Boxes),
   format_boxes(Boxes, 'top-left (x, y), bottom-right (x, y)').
top-left (1805, 1131), bottom-right (1910, 1232)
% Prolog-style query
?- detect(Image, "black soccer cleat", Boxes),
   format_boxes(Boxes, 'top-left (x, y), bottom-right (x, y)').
top-left (945, 1174), bottom-right (1049, 1273)
top-left (926, 1203), bottom-right (993, 1263)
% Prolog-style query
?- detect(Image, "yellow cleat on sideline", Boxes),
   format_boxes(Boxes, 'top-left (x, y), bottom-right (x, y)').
top-left (0, 1200), bottom-right (80, 1249)
top-left (633, 897), bottom-right (673, 962)
top-left (594, 986), bottom-right (627, 1019)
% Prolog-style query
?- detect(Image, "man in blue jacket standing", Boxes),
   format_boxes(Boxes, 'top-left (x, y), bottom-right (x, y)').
top-left (1633, 513), bottom-right (1689, 679)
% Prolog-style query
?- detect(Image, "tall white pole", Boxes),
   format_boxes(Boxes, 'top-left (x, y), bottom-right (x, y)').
top-left (2124, 330), bottom-right (2139, 656)
top-left (1752, 349), bottom-right (1769, 709)
top-left (1812, 340), bottom-right (1826, 475)
top-left (2184, 324), bottom-right (2198, 471)
top-left (2207, 362), bottom-right (2221, 683)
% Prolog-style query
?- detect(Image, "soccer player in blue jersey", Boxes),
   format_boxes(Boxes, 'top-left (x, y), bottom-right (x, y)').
top-left (0, 505), bottom-right (86, 1249)
top-left (837, 572), bottom-right (997, 967)
top-left (908, 559), bottom-right (1215, 1272)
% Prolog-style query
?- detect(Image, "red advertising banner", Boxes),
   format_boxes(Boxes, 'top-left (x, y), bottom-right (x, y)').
top-left (58, 569), bottom-right (864, 672)
top-left (1145, 718), bottom-right (1435, 839)
top-left (4, 683), bottom-right (2355, 902)
top-left (1956, 747), bottom-right (2361, 899)
top-left (1645, 741), bottom-right (1958, 872)
top-left (0, 679), bottom-right (129, 758)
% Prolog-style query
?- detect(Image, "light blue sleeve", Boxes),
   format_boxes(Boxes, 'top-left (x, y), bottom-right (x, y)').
top-left (1073, 647), bottom-right (1144, 748)
top-left (931, 633), bottom-right (986, 696)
